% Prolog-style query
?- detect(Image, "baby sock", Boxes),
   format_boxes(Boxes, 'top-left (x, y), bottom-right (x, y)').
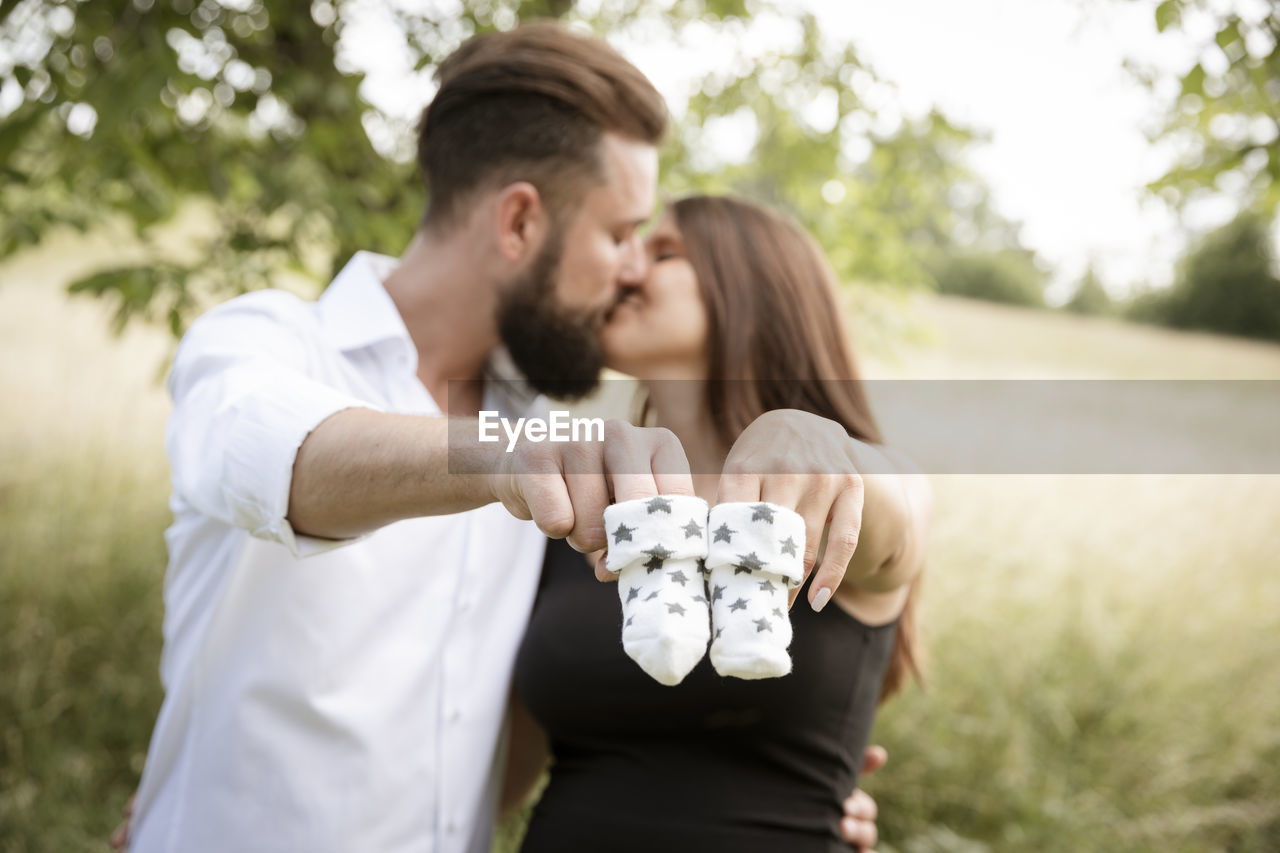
top-left (603, 495), bottom-right (711, 686)
top-left (704, 502), bottom-right (806, 679)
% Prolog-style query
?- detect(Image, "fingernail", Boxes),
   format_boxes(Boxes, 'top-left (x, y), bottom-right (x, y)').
top-left (812, 587), bottom-right (832, 612)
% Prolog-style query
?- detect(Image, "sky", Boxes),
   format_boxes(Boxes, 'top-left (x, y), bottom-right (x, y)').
top-left (787, 0), bottom-right (1241, 300)
top-left (344, 0), bottom-right (1255, 302)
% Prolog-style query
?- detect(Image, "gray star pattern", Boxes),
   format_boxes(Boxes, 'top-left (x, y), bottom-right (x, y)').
top-left (681, 519), bottom-right (704, 538)
top-left (736, 552), bottom-right (765, 572)
top-left (751, 503), bottom-right (776, 523)
top-left (643, 545), bottom-right (672, 573)
top-left (668, 569), bottom-right (689, 586)
top-left (710, 584), bottom-right (726, 602)
top-left (646, 496), bottom-right (672, 514)
top-left (626, 586), bottom-right (640, 603)
top-left (729, 597), bottom-right (748, 612)
top-left (666, 602), bottom-right (687, 616)
top-left (612, 523), bottom-right (635, 544)
top-left (753, 617), bottom-right (773, 633)
top-left (779, 536), bottom-right (798, 557)
top-left (713, 523), bottom-right (735, 543)
top-left (645, 591), bottom-right (659, 601)
top-left (772, 607), bottom-right (784, 618)
top-left (758, 579), bottom-right (777, 593)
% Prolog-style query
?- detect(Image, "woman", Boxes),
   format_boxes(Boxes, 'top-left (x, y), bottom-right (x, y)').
top-left (507, 195), bottom-right (931, 852)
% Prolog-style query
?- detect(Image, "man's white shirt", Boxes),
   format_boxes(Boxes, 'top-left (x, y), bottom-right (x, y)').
top-left (130, 252), bottom-right (549, 853)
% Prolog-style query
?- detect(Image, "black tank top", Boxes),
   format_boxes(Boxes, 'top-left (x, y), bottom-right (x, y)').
top-left (514, 537), bottom-right (899, 853)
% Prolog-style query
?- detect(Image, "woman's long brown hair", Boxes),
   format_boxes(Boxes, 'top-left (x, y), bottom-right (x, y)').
top-left (665, 194), bottom-right (923, 702)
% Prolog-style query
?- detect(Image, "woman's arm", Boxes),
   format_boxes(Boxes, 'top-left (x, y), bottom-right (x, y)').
top-left (499, 690), bottom-right (551, 820)
top-left (829, 443), bottom-right (933, 623)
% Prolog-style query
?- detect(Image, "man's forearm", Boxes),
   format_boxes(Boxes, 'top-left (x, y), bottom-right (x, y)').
top-left (287, 408), bottom-right (506, 540)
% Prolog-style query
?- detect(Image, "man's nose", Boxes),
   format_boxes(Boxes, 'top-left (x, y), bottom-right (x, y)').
top-left (618, 232), bottom-right (648, 285)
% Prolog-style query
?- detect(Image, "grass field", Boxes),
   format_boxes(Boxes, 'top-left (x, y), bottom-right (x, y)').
top-left (2, 229), bottom-right (1279, 852)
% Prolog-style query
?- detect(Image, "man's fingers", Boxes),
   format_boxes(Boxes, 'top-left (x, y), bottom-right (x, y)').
top-left (650, 430), bottom-right (695, 498)
top-left (603, 423), bottom-right (659, 503)
top-left (808, 484), bottom-right (864, 611)
top-left (593, 549), bottom-right (614, 582)
top-left (562, 448), bottom-right (610, 553)
top-left (843, 788), bottom-right (878, 822)
top-left (861, 744), bottom-right (888, 776)
top-left (840, 789), bottom-right (878, 850)
top-left (839, 814), bottom-right (878, 851)
top-left (520, 459), bottom-right (576, 540)
top-left (584, 548), bottom-right (613, 583)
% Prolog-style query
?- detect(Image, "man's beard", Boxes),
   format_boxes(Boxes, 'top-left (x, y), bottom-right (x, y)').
top-left (495, 229), bottom-right (609, 402)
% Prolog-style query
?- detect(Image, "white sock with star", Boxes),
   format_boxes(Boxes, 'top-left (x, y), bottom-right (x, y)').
top-left (705, 502), bottom-right (805, 680)
top-left (604, 495), bottom-right (711, 686)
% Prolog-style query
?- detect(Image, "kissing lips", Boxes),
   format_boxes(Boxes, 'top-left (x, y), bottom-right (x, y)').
top-left (604, 290), bottom-right (642, 325)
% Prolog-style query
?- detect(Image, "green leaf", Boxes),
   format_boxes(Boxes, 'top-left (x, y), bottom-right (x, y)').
top-left (1155, 0), bottom-right (1182, 33)
top-left (1214, 19), bottom-right (1241, 51)
top-left (1181, 63), bottom-right (1205, 97)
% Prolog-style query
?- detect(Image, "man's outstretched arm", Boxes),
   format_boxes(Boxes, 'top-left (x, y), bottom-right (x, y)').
top-left (169, 293), bottom-right (693, 557)
top-left (287, 409), bottom-right (695, 553)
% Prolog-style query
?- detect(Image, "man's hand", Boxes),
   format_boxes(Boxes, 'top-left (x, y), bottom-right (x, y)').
top-left (492, 418), bottom-right (695, 557)
top-left (840, 745), bottom-right (888, 851)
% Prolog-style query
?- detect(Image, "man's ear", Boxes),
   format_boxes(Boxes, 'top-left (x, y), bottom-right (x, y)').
top-left (494, 182), bottom-right (547, 263)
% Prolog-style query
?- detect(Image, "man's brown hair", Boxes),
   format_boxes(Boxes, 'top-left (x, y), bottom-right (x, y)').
top-left (417, 22), bottom-right (668, 228)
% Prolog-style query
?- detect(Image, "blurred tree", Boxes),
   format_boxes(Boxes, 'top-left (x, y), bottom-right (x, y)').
top-left (923, 247), bottom-right (1045, 308)
top-left (1125, 211), bottom-right (1280, 340)
top-left (1134, 0), bottom-right (1280, 215)
top-left (1063, 264), bottom-right (1114, 315)
top-left (0, 0), bottom-right (1014, 335)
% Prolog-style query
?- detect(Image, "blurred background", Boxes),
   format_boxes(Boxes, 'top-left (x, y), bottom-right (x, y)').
top-left (1, 0), bottom-right (1278, 851)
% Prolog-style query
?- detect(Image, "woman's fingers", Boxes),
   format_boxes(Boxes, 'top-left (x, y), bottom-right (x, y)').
top-left (808, 479), bottom-right (864, 611)
top-left (109, 794), bottom-right (135, 851)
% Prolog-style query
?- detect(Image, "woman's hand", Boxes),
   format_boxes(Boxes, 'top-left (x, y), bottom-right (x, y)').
top-left (719, 409), bottom-right (912, 610)
top-left (109, 793), bottom-right (135, 851)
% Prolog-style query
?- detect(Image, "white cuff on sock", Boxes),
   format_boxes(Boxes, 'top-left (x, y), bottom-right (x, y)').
top-left (705, 502), bottom-right (805, 680)
top-left (603, 495), bottom-right (711, 686)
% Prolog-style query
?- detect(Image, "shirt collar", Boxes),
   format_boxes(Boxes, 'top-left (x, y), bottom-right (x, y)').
top-left (318, 250), bottom-right (547, 418)
top-left (318, 251), bottom-right (413, 354)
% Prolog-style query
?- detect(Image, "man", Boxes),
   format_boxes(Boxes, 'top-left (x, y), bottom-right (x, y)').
top-left (122, 22), bottom-right (890, 853)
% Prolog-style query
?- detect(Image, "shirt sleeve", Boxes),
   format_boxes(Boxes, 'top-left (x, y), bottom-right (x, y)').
top-left (165, 290), bottom-right (382, 558)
